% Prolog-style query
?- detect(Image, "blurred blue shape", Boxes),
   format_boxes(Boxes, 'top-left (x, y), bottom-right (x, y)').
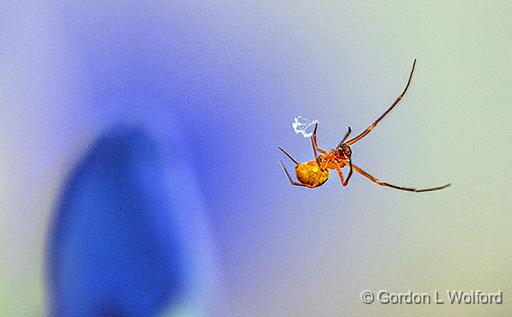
top-left (47, 126), bottom-right (188, 316)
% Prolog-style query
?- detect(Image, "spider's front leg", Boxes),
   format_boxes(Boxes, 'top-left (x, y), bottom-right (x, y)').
top-left (341, 127), bottom-right (352, 143)
top-left (337, 127), bottom-right (352, 148)
top-left (334, 156), bottom-right (353, 186)
top-left (346, 59), bottom-right (417, 146)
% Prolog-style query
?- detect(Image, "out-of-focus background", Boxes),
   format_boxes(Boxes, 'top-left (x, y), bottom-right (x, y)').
top-left (1, 1), bottom-right (511, 316)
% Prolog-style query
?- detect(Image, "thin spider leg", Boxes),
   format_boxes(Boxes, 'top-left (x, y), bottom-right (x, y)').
top-left (312, 123), bottom-right (328, 154)
top-left (351, 163), bottom-right (451, 192)
top-left (341, 126), bottom-right (352, 143)
top-left (319, 155), bottom-right (331, 171)
top-left (338, 127), bottom-right (352, 148)
top-left (345, 158), bottom-right (353, 184)
top-left (346, 59), bottom-right (417, 146)
top-left (279, 161), bottom-right (318, 188)
top-left (335, 167), bottom-right (348, 186)
top-left (334, 158), bottom-right (353, 186)
top-left (310, 137), bottom-right (321, 166)
top-left (278, 147), bottom-right (299, 165)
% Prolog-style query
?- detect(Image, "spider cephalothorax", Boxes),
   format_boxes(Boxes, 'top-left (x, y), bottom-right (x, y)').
top-left (279, 59), bottom-right (451, 193)
top-left (336, 143), bottom-right (352, 160)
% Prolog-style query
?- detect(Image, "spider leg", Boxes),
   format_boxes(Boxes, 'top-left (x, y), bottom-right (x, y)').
top-left (341, 126), bottom-right (352, 143)
top-left (278, 147), bottom-right (299, 165)
top-left (335, 167), bottom-right (348, 186)
top-left (279, 161), bottom-right (318, 188)
top-left (345, 158), bottom-right (353, 183)
top-left (351, 163), bottom-right (451, 192)
top-left (310, 137), bottom-right (321, 166)
top-left (337, 127), bottom-right (352, 148)
top-left (334, 159), bottom-right (353, 186)
top-left (346, 59), bottom-right (416, 146)
top-left (312, 123), bottom-right (328, 154)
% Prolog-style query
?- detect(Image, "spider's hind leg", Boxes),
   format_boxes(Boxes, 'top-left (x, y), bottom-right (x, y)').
top-left (351, 163), bottom-right (451, 192)
top-left (278, 147), bottom-right (299, 165)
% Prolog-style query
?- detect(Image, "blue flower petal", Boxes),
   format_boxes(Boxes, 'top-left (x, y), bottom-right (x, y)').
top-left (48, 126), bottom-right (189, 317)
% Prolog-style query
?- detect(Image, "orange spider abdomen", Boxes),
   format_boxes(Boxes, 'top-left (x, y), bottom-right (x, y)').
top-left (295, 161), bottom-right (330, 187)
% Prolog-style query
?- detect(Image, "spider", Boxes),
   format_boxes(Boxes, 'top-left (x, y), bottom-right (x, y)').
top-left (279, 59), bottom-right (451, 192)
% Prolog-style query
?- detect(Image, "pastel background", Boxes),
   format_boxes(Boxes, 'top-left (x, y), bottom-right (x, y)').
top-left (1, 1), bottom-right (510, 316)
